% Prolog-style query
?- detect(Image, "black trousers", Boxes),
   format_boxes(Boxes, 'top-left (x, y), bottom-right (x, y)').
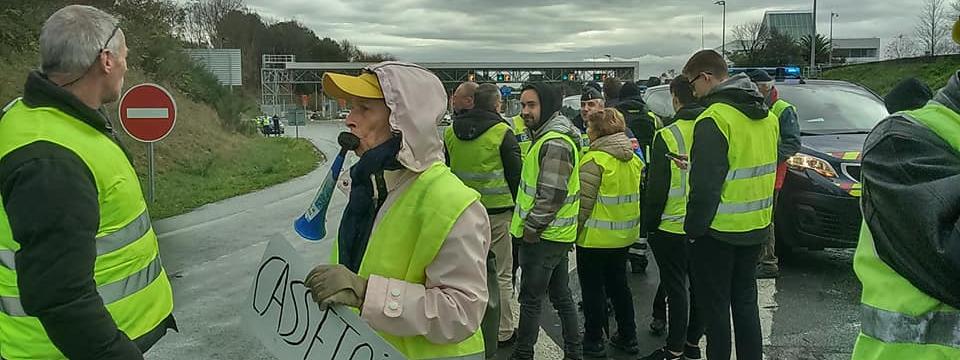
top-left (652, 284), bottom-right (666, 321)
top-left (512, 241), bottom-right (581, 360)
top-left (649, 231), bottom-right (705, 352)
top-left (575, 246), bottom-right (638, 343)
top-left (690, 235), bottom-right (763, 360)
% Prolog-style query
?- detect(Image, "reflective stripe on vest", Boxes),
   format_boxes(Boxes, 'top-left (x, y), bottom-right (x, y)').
top-left (852, 101), bottom-right (960, 359)
top-left (0, 256), bottom-right (163, 317)
top-left (357, 163), bottom-right (485, 359)
top-left (0, 100), bottom-right (174, 359)
top-left (0, 209), bottom-right (150, 270)
top-left (696, 102), bottom-right (779, 232)
top-left (860, 303), bottom-right (960, 349)
top-left (510, 130), bottom-right (581, 243)
top-left (657, 118), bottom-right (696, 235)
top-left (445, 123), bottom-right (514, 209)
top-left (585, 217), bottom-right (642, 231)
top-left (519, 182), bottom-right (579, 205)
top-left (576, 149), bottom-right (643, 249)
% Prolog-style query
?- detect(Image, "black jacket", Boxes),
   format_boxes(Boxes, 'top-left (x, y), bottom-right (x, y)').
top-left (643, 104), bottom-right (706, 233)
top-left (616, 96), bottom-right (656, 149)
top-left (0, 72), bottom-right (173, 359)
top-left (861, 71), bottom-right (960, 309)
top-left (444, 108), bottom-right (522, 214)
top-left (685, 74), bottom-right (774, 245)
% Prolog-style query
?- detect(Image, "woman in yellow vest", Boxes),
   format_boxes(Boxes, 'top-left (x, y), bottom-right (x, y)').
top-left (303, 63), bottom-right (491, 360)
top-left (575, 108), bottom-right (643, 358)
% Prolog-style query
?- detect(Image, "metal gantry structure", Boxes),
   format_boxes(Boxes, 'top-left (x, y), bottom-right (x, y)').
top-left (260, 55), bottom-right (641, 116)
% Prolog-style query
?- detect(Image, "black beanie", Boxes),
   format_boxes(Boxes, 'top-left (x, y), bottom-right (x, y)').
top-left (581, 86), bottom-right (603, 101)
top-left (620, 81), bottom-right (641, 98)
top-left (747, 69), bottom-right (774, 82)
top-left (884, 78), bottom-right (933, 113)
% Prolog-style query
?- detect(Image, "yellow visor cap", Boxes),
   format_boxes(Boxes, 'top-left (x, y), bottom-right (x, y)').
top-left (323, 72), bottom-right (384, 100)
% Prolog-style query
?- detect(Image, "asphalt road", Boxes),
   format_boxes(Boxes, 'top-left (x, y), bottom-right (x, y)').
top-left (147, 122), bottom-right (862, 360)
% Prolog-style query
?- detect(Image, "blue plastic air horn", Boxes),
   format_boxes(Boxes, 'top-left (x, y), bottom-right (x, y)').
top-left (294, 132), bottom-right (360, 240)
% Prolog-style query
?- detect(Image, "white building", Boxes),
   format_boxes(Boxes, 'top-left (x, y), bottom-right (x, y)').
top-left (831, 38), bottom-right (882, 64)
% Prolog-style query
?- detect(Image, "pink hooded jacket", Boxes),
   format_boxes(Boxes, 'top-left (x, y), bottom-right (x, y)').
top-left (348, 62), bottom-right (492, 344)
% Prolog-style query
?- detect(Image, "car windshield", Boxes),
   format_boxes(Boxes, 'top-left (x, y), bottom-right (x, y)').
top-left (776, 84), bottom-right (888, 135)
top-left (643, 83), bottom-right (888, 135)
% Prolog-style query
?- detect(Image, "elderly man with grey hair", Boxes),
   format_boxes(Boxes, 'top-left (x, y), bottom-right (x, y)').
top-left (0, 5), bottom-right (176, 360)
top-left (444, 82), bottom-right (523, 357)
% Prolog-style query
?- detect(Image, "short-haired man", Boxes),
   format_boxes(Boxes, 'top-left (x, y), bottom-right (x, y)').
top-left (0, 5), bottom-right (176, 359)
top-left (445, 83), bottom-right (523, 355)
top-left (640, 76), bottom-right (707, 360)
top-left (682, 50), bottom-right (779, 360)
top-left (451, 81), bottom-right (479, 115)
top-left (746, 69), bottom-right (801, 279)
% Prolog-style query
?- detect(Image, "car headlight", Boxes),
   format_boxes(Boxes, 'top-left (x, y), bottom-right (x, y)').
top-left (786, 154), bottom-right (838, 178)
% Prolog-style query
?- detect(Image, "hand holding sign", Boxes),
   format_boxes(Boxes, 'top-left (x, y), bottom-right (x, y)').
top-left (243, 238), bottom-right (405, 360)
top-left (304, 264), bottom-right (367, 310)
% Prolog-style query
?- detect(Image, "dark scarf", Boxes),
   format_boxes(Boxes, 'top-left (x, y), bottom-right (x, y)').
top-left (337, 135), bottom-right (403, 272)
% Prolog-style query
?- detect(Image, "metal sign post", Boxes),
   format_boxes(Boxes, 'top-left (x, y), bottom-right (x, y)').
top-left (147, 142), bottom-right (156, 203)
top-left (118, 83), bottom-right (178, 203)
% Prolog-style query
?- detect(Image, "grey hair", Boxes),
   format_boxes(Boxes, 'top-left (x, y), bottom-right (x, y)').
top-left (40, 5), bottom-right (123, 77)
top-left (474, 83), bottom-right (501, 112)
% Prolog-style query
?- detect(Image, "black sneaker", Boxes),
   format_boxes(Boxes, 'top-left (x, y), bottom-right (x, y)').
top-left (583, 341), bottom-right (607, 358)
top-left (609, 334), bottom-right (639, 355)
top-left (684, 344), bottom-right (702, 359)
top-left (638, 348), bottom-right (682, 360)
top-left (649, 318), bottom-right (666, 336)
top-left (756, 264), bottom-right (780, 279)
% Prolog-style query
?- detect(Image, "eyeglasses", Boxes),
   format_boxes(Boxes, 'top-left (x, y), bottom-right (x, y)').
top-left (60, 23), bottom-right (120, 87)
top-left (99, 24), bottom-right (120, 57)
top-left (688, 72), bottom-right (712, 86)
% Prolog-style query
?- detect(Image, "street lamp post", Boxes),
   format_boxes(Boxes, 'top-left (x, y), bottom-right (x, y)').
top-left (830, 12), bottom-right (839, 66)
top-left (810, 0), bottom-right (817, 77)
top-left (715, 1), bottom-right (727, 56)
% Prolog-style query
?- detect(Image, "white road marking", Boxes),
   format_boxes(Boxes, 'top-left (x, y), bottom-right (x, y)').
top-left (758, 278), bottom-right (778, 347)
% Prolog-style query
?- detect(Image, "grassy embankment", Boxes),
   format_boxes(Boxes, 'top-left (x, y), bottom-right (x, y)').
top-left (0, 54), bottom-right (323, 219)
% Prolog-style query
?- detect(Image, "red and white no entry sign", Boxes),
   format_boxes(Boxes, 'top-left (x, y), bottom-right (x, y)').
top-left (118, 83), bottom-right (177, 142)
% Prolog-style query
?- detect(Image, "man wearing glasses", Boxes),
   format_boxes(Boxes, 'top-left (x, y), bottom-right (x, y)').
top-left (0, 5), bottom-right (176, 359)
top-left (681, 50), bottom-right (779, 360)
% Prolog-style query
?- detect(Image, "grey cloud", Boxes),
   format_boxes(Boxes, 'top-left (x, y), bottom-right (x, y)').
top-left (245, 0), bottom-right (914, 76)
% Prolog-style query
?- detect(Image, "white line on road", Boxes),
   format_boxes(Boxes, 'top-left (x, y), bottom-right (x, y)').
top-left (758, 278), bottom-right (778, 347)
top-left (126, 108), bottom-right (169, 118)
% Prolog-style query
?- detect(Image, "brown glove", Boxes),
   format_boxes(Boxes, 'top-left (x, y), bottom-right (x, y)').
top-left (522, 226), bottom-right (541, 244)
top-left (305, 264), bottom-right (367, 310)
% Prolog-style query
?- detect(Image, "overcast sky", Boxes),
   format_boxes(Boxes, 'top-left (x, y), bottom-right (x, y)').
top-left (244, 0), bottom-right (916, 76)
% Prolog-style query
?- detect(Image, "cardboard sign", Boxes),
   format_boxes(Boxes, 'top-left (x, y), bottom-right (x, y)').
top-left (243, 238), bottom-right (405, 360)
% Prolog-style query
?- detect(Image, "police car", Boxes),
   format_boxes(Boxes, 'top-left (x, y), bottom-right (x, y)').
top-left (642, 67), bottom-right (889, 251)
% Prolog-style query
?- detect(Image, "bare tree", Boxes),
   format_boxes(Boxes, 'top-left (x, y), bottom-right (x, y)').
top-left (886, 34), bottom-right (921, 59)
top-left (731, 21), bottom-right (770, 66)
top-left (184, 0), bottom-right (244, 47)
top-left (916, 0), bottom-right (950, 56)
